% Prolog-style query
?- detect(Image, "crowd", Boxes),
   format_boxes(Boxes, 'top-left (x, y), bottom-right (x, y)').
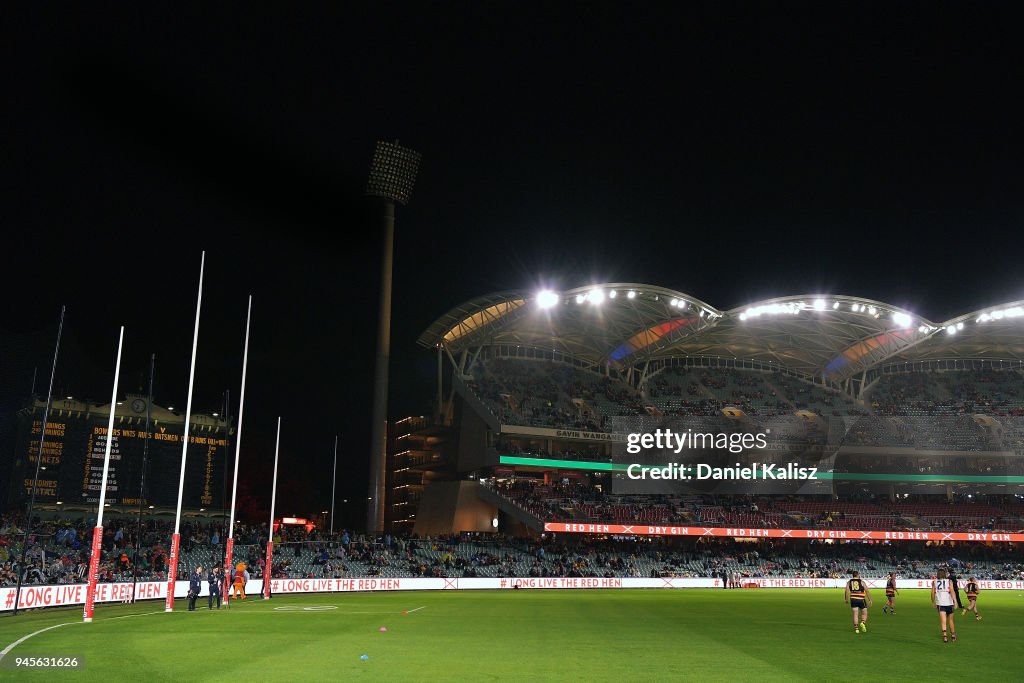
top-left (0, 510), bottom-right (417, 588)
top-left (3, 508), bottom-right (1023, 589)
top-left (466, 359), bottom-right (1024, 452)
top-left (487, 480), bottom-right (1024, 534)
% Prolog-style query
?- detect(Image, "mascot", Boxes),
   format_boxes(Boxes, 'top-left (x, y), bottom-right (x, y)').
top-left (232, 562), bottom-right (247, 600)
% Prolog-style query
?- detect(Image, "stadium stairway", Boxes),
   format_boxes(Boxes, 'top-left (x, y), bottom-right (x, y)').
top-left (477, 483), bottom-right (545, 532)
top-left (452, 373), bottom-right (502, 431)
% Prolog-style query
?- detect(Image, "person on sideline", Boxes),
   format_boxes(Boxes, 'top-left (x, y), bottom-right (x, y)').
top-left (187, 565), bottom-right (202, 612)
top-left (208, 565), bottom-right (222, 609)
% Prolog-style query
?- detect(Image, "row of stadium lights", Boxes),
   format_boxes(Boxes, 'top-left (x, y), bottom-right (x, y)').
top-left (936, 305), bottom-right (1024, 336)
top-left (536, 289), bottom-right (715, 318)
top-left (537, 291), bottom-right (1021, 336)
top-left (537, 288), bottom-right (637, 306)
top-left (975, 305), bottom-right (1024, 324)
top-left (739, 300), bottom-right (1024, 336)
top-left (946, 306), bottom-right (1023, 335)
top-left (738, 299), bottom-right (922, 331)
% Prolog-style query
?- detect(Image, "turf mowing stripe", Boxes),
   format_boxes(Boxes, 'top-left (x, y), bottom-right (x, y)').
top-left (0, 622), bottom-right (74, 662)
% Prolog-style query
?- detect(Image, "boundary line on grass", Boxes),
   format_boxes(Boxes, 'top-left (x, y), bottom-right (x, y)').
top-left (0, 622), bottom-right (74, 662)
top-left (406, 606), bottom-right (426, 613)
top-left (0, 610), bottom-right (167, 662)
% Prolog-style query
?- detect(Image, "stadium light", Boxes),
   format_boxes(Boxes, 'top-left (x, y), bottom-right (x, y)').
top-left (832, 302), bottom-right (840, 310)
top-left (670, 298), bottom-right (679, 307)
top-left (814, 299), bottom-right (826, 311)
top-left (627, 290), bottom-right (636, 299)
top-left (536, 290), bottom-right (559, 309)
top-left (946, 325), bottom-right (957, 335)
top-left (575, 294), bottom-right (586, 304)
top-left (609, 290), bottom-right (617, 299)
top-left (366, 140), bottom-right (421, 535)
top-left (589, 289), bottom-right (605, 305)
top-left (742, 302), bottom-right (805, 319)
top-left (892, 312), bottom-right (912, 329)
top-left (977, 306), bottom-right (1023, 323)
top-left (957, 322), bottom-right (964, 330)
top-left (366, 140), bottom-right (422, 205)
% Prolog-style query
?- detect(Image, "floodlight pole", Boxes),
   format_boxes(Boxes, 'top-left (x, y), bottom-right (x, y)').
top-left (365, 140), bottom-right (420, 535)
top-left (368, 199), bottom-right (394, 535)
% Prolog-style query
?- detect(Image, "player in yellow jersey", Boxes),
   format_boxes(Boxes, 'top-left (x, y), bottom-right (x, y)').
top-left (882, 572), bottom-right (898, 614)
top-left (962, 577), bottom-right (981, 620)
top-left (844, 570), bottom-right (872, 634)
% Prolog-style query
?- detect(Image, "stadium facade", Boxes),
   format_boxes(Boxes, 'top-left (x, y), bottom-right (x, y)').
top-left (389, 284), bottom-right (1024, 535)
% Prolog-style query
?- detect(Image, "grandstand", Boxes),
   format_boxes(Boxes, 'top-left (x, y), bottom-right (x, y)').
top-left (400, 285), bottom-right (1024, 540)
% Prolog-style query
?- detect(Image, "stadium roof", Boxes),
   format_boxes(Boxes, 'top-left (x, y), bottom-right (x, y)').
top-left (418, 285), bottom-right (1024, 384)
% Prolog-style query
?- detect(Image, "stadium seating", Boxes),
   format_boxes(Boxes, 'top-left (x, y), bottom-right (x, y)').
top-left (470, 359), bottom-right (1024, 453)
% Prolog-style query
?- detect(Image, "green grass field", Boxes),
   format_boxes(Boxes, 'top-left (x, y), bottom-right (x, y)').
top-left (1, 588), bottom-right (1020, 681)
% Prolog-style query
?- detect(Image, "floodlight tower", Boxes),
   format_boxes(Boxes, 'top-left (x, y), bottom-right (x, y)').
top-left (365, 140), bottom-right (421, 534)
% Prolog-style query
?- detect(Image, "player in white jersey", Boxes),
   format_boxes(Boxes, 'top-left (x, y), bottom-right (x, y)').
top-left (931, 568), bottom-right (957, 643)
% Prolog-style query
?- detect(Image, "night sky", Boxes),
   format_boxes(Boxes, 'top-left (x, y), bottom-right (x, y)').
top-left (2, 3), bottom-right (1022, 527)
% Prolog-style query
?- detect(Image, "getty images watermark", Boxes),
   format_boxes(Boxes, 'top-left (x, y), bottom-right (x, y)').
top-left (624, 428), bottom-right (819, 480)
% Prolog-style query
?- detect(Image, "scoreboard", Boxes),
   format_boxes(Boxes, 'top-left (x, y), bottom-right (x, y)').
top-left (14, 408), bottom-right (226, 509)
